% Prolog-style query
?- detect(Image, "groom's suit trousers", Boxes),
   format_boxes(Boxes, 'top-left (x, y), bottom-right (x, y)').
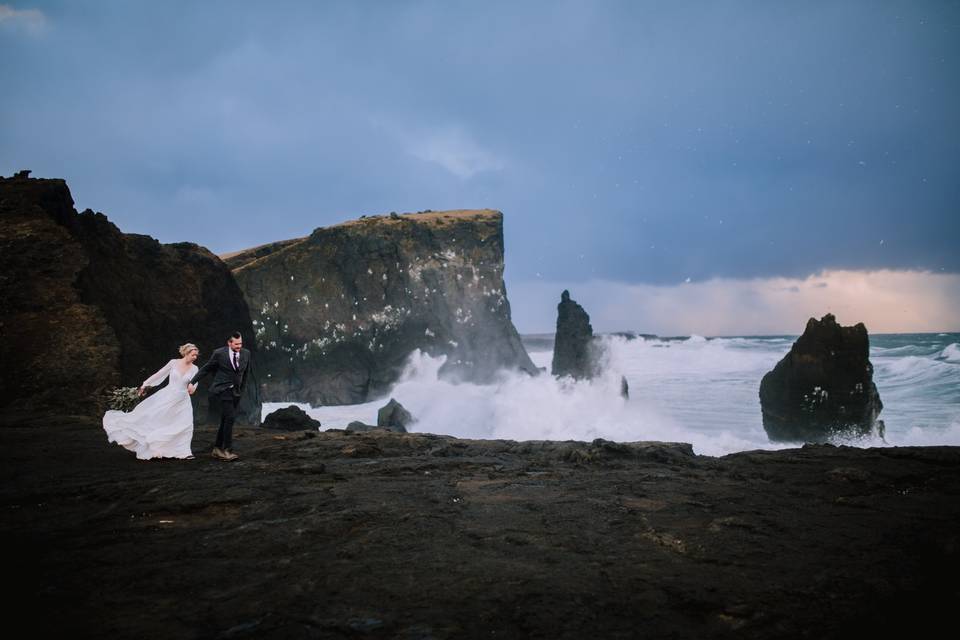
top-left (215, 390), bottom-right (241, 450)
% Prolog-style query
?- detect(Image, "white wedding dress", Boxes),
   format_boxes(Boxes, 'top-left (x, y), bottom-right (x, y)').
top-left (103, 359), bottom-right (198, 460)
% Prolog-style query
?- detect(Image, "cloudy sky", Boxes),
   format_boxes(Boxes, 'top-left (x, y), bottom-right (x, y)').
top-left (2, 1), bottom-right (958, 334)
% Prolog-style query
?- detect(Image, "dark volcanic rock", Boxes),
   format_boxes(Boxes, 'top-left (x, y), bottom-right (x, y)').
top-left (0, 176), bottom-right (120, 416)
top-left (5, 415), bottom-right (960, 638)
top-left (262, 405), bottom-right (321, 431)
top-left (0, 173), bottom-right (261, 423)
top-left (228, 209), bottom-right (537, 405)
top-left (377, 398), bottom-right (414, 431)
top-left (345, 420), bottom-right (404, 433)
top-left (550, 291), bottom-right (629, 399)
top-left (759, 313), bottom-right (883, 442)
top-left (551, 289), bottom-right (598, 379)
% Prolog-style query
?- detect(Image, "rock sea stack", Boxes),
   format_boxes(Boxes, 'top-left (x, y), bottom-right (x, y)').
top-left (759, 313), bottom-right (883, 442)
top-left (551, 289), bottom-right (598, 379)
top-left (550, 290), bottom-right (628, 398)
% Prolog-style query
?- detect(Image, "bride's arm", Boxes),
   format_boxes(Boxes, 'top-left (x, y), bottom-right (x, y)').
top-left (140, 359), bottom-right (173, 390)
top-left (187, 365), bottom-right (199, 395)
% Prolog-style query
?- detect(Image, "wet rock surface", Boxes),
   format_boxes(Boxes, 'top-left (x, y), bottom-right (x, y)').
top-left (2, 413), bottom-right (958, 638)
top-left (760, 314), bottom-right (883, 442)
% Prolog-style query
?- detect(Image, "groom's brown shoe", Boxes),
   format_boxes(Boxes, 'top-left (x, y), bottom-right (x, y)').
top-left (222, 450), bottom-right (239, 461)
top-left (211, 447), bottom-right (227, 459)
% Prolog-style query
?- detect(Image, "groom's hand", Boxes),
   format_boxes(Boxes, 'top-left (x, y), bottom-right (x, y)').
top-left (137, 386), bottom-right (146, 397)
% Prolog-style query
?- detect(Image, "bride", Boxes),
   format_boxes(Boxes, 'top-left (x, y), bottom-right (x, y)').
top-left (103, 343), bottom-right (200, 460)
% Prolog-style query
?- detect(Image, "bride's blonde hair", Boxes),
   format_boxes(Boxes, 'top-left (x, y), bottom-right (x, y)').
top-left (179, 343), bottom-right (199, 357)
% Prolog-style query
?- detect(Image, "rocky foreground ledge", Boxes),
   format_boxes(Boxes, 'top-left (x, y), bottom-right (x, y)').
top-left (2, 417), bottom-right (958, 639)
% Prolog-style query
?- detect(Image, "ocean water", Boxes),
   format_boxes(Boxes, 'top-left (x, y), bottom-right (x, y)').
top-left (263, 332), bottom-right (960, 457)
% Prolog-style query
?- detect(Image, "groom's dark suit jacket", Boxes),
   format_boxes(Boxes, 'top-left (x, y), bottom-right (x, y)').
top-left (190, 346), bottom-right (252, 397)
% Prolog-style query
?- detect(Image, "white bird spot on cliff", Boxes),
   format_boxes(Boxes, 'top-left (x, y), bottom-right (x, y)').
top-left (425, 328), bottom-right (435, 337)
top-left (407, 263), bottom-right (425, 281)
top-left (367, 268), bottom-right (373, 275)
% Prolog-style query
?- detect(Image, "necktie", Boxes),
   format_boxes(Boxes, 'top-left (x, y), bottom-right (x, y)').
top-left (233, 352), bottom-right (239, 370)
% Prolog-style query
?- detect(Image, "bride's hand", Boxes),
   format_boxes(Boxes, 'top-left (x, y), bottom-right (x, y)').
top-left (187, 383), bottom-right (197, 395)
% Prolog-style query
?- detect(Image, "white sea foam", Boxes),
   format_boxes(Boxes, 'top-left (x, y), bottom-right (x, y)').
top-left (939, 343), bottom-right (960, 363)
top-left (263, 333), bottom-right (960, 455)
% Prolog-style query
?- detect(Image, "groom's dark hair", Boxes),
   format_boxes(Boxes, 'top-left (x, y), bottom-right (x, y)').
top-left (229, 331), bottom-right (242, 341)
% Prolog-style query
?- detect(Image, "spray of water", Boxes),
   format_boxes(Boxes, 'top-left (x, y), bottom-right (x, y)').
top-left (263, 336), bottom-right (960, 456)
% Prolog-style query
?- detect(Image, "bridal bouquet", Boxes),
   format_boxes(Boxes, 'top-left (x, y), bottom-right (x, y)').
top-left (105, 386), bottom-right (142, 412)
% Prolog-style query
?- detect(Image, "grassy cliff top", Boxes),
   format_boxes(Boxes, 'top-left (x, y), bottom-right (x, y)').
top-left (220, 209), bottom-right (502, 268)
top-left (335, 208), bottom-right (501, 228)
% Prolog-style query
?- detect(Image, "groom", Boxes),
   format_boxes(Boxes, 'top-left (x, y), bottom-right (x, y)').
top-left (190, 331), bottom-right (252, 461)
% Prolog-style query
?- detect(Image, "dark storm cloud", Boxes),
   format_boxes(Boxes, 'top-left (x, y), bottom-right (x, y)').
top-left (2, 0), bottom-right (958, 284)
